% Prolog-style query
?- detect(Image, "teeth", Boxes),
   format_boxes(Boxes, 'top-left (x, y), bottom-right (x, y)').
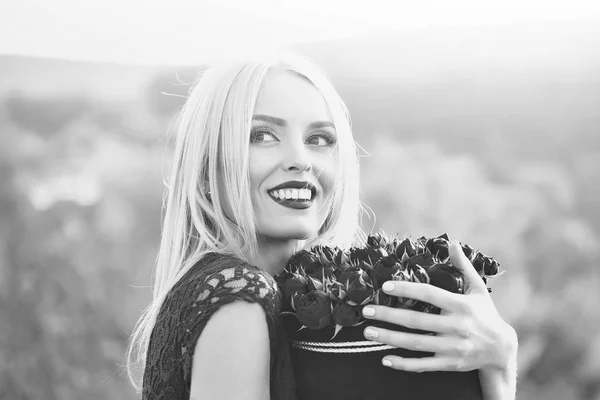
top-left (299, 189), bottom-right (310, 200)
top-left (269, 188), bottom-right (314, 200)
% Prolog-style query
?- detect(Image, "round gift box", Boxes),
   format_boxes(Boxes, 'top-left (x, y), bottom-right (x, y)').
top-left (283, 314), bottom-right (484, 400)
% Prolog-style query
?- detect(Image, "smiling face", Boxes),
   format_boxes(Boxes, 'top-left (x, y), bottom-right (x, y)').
top-left (248, 69), bottom-right (338, 242)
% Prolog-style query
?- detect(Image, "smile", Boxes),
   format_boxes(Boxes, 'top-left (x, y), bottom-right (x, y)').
top-left (267, 181), bottom-right (317, 210)
top-left (268, 188), bottom-right (312, 201)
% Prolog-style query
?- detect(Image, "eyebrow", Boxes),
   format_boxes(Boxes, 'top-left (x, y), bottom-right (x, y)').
top-left (252, 114), bottom-right (288, 127)
top-left (252, 114), bottom-right (335, 130)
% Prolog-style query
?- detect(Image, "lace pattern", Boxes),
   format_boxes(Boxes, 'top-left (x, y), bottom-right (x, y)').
top-left (141, 253), bottom-right (295, 400)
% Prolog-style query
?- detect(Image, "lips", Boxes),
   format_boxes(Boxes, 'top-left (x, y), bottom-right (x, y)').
top-left (267, 180), bottom-right (317, 210)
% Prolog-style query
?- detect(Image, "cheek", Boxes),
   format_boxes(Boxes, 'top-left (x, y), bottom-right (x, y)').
top-left (248, 151), bottom-right (272, 197)
top-left (320, 155), bottom-right (339, 194)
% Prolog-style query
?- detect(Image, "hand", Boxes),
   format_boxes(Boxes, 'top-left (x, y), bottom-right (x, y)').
top-left (361, 241), bottom-right (518, 373)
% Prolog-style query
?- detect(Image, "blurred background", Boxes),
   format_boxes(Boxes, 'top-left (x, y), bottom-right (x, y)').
top-left (1, 1), bottom-right (600, 399)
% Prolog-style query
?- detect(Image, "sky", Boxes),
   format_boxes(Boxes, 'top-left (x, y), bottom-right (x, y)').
top-left (1, 0), bottom-right (600, 65)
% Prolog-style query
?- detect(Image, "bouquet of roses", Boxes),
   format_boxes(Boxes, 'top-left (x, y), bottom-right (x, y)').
top-left (275, 233), bottom-right (501, 339)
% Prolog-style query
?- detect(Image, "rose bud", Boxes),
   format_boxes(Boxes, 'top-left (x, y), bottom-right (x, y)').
top-left (373, 255), bottom-right (402, 283)
top-left (425, 235), bottom-right (450, 260)
top-left (403, 253), bottom-right (436, 270)
top-left (349, 247), bottom-right (387, 266)
top-left (375, 289), bottom-right (397, 307)
top-left (295, 291), bottom-right (333, 330)
top-left (341, 269), bottom-right (375, 305)
top-left (415, 236), bottom-right (429, 250)
top-left (307, 262), bottom-right (336, 281)
top-left (277, 272), bottom-right (308, 310)
top-left (472, 252), bottom-right (485, 274)
top-left (332, 303), bottom-right (363, 327)
top-left (472, 252), bottom-right (499, 276)
top-left (334, 261), bottom-right (353, 280)
top-left (333, 247), bottom-right (350, 265)
top-left (306, 276), bottom-right (324, 292)
top-left (328, 281), bottom-right (347, 302)
top-left (460, 243), bottom-right (476, 261)
top-left (311, 245), bottom-right (335, 264)
top-left (427, 263), bottom-right (464, 294)
top-left (367, 233), bottom-right (387, 248)
top-left (394, 238), bottom-right (417, 259)
top-left (289, 249), bottom-right (321, 273)
top-left (337, 265), bottom-right (361, 285)
top-left (407, 264), bottom-right (430, 284)
top-left (357, 260), bottom-right (374, 275)
top-left (391, 265), bottom-right (430, 309)
top-left (291, 292), bottom-right (304, 311)
top-left (483, 258), bottom-right (500, 276)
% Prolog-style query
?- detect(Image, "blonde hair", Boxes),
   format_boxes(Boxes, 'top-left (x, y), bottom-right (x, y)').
top-left (126, 50), bottom-right (365, 390)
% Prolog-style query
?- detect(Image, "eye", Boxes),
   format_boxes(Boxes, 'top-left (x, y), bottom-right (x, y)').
top-left (250, 127), bottom-right (279, 144)
top-left (307, 132), bottom-right (337, 146)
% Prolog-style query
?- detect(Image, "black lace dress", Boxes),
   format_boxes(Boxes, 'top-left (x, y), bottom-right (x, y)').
top-left (141, 253), bottom-right (296, 400)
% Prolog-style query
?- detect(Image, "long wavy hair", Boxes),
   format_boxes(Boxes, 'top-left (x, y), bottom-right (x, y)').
top-left (126, 50), bottom-right (366, 390)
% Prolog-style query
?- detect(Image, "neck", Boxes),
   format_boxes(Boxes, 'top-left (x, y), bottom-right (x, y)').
top-left (251, 236), bottom-right (300, 276)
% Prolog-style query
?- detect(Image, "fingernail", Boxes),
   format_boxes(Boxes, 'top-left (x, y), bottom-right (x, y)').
top-left (364, 328), bottom-right (379, 339)
top-left (362, 306), bottom-right (375, 317)
top-left (382, 359), bottom-right (392, 367)
top-left (382, 281), bottom-right (394, 292)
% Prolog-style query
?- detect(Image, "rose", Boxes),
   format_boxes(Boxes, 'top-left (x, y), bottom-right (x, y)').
top-left (403, 253), bottom-right (436, 270)
top-left (344, 269), bottom-right (375, 305)
top-left (373, 255), bottom-right (402, 283)
top-left (375, 289), bottom-right (396, 307)
top-left (425, 234), bottom-right (450, 260)
top-left (306, 262), bottom-right (336, 281)
top-left (394, 238), bottom-right (417, 259)
top-left (393, 264), bottom-right (431, 310)
top-left (461, 242), bottom-right (476, 261)
top-left (349, 246), bottom-right (387, 266)
top-left (426, 263), bottom-right (464, 294)
top-left (337, 265), bottom-right (363, 286)
top-left (306, 276), bottom-right (324, 292)
top-left (294, 291), bottom-right (333, 329)
top-left (332, 303), bottom-right (363, 327)
top-left (406, 264), bottom-right (430, 284)
top-left (328, 281), bottom-right (347, 302)
top-left (333, 261), bottom-right (353, 280)
top-left (357, 260), bottom-right (374, 276)
top-left (288, 249), bottom-right (321, 275)
top-left (366, 233), bottom-right (387, 248)
top-left (276, 272), bottom-right (308, 311)
top-left (311, 245), bottom-right (339, 264)
top-left (415, 236), bottom-right (429, 251)
top-left (472, 252), bottom-right (500, 276)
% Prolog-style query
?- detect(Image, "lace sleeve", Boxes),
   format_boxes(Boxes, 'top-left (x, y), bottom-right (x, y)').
top-left (142, 255), bottom-right (282, 400)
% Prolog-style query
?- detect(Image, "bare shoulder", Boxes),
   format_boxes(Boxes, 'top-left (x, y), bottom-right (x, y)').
top-left (190, 300), bottom-right (271, 400)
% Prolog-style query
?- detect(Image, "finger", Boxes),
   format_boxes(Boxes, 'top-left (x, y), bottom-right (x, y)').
top-left (381, 355), bottom-right (470, 372)
top-left (449, 241), bottom-right (488, 294)
top-left (362, 306), bottom-right (458, 334)
top-left (381, 280), bottom-right (467, 312)
top-left (363, 327), bottom-right (461, 354)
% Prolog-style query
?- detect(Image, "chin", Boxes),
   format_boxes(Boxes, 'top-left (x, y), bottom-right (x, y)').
top-left (259, 225), bottom-right (316, 241)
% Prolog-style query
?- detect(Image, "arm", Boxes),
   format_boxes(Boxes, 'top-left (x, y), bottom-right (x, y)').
top-left (478, 323), bottom-right (518, 400)
top-left (190, 301), bottom-right (271, 400)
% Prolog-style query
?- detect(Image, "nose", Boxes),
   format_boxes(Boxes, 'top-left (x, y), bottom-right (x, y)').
top-left (281, 139), bottom-right (312, 172)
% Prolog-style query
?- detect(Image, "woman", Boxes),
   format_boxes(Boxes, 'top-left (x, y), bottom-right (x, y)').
top-left (126, 50), bottom-right (517, 399)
